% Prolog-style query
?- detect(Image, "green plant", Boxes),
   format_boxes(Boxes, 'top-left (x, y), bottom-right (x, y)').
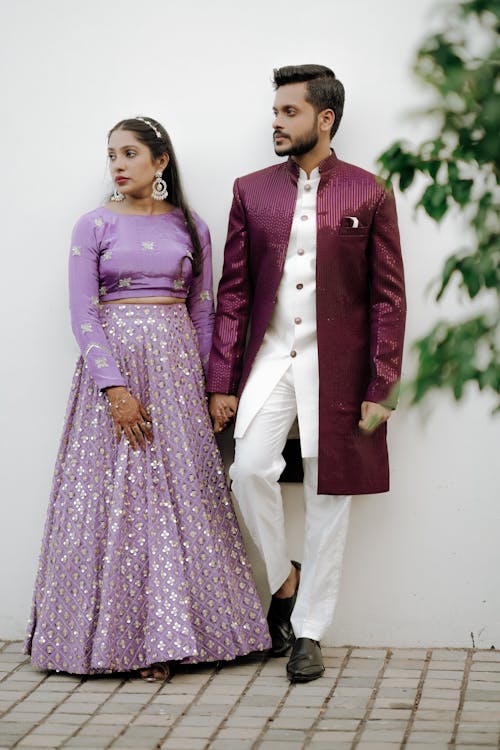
top-left (378, 0), bottom-right (500, 408)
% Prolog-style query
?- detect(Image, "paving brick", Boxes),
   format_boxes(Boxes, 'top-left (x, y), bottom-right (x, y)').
top-left (269, 714), bottom-right (315, 730)
top-left (351, 649), bottom-right (388, 658)
top-left (412, 709), bottom-right (456, 720)
top-left (48, 738), bottom-right (109, 749)
top-left (131, 714), bottom-right (177, 727)
top-left (430, 658), bottom-right (467, 669)
top-left (378, 677), bottom-right (421, 687)
top-left (262, 729), bottom-right (308, 742)
top-left (209, 741), bottom-right (254, 750)
top-left (377, 687), bottom-right (417, 699)
top-left (309, 729), bottom-right (356, 741)
top-left (410, 730), bottom-right (451, 744)
top-left (417, 698), bottom-right (459, 710)
top-left (101, 691), bottom-right (150, 704)
top-left (372, 697), bottom-right (415, 710)
top-left (412, 719), bottom-right (455, 731)
top-left (315, 717), bottom-right (359, 730)
top-left (14, 734), bottom-right (70, 747)
top-left (420, 688), bottom-right (461, 699)
top-left (159, 740), bottom-right (207, 750)
top-left (462, 700), bottom-right (500, 711)
top-left (369, 707), bottom-right (412, 720)
top-left (170, 724), bottom-right (221, 738)
top-left (71, 713), bottom-right (133, 725)
top-left (360, 728), bottom-right (407, 741)
top-left (322, 706), bottom-right (366, 719)
top-left (226, 705), bottom-right (274, 717)
top-left (216, 726), bottom-right (259, 739)
top-left (455, 730), bottom-right (500, 743)
top-left (224, 715), bottom-right (267, 729)
top-left (472, 652), bottom-right (500, 662)
top-left (470, 662), bottom-right (500, 672)
top-left (404, 743), bottom-right (449, 749)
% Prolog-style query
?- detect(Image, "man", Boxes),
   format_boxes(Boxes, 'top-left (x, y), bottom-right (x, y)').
top-left (207, 65), bottom-right (406, 682)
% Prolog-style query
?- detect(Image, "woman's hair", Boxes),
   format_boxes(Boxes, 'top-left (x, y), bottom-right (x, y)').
top-left (108, 117), bottom-right (202, 275)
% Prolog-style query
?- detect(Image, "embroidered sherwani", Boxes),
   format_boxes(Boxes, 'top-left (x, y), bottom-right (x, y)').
top-left (207, 152), bottom-right (406, 496)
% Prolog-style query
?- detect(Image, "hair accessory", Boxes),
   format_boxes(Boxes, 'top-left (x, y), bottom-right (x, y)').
top-left (152, 170), bottom-right (168, 200)
top-left (136, 117), bottom-right (162, 139)
top-left (111, 187), bottom-right (125, 202)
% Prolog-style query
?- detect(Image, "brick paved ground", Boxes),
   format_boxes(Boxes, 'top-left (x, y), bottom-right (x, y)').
top-left (1, 641), bottom-right (500, 749)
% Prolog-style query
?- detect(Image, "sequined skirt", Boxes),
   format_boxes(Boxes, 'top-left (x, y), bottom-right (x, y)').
top-left (24, 304), bottom-right (270, 674)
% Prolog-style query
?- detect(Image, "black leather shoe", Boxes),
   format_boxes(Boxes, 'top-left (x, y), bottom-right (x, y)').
top-left (266, 560), bottom-right (301, 656)
top-left (286, 637), bottom-right (325, 682)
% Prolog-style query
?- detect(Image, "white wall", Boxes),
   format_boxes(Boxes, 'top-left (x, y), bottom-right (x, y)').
top-left (1, 0), bottom-right (498, 647)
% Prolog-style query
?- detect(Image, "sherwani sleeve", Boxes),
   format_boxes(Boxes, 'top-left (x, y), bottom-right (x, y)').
top-left (364, 188), bottom-right (406, 408)
top-left (206, 179), bottom-right (252, 394)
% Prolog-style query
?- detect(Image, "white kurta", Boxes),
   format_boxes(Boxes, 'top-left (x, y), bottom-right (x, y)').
top-left (234, 167), bottom-right (320, 457)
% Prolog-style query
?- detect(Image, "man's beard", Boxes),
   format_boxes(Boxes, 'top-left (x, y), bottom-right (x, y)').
top-left (274, 125), bottom-right (319, 157)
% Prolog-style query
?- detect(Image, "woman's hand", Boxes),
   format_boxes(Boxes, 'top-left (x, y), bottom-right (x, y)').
top-left (105, 386), bottom-right (153, 450)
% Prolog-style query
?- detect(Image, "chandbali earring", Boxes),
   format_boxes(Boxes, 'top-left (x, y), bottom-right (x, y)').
top-left (111, 187), bottom-right (125, 202)
top-left (152, 170), bottom-right (168, 200)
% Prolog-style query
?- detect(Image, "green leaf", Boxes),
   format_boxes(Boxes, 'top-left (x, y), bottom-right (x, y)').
top-left (450, 179), bottom-right (474, 205)
top-left (399, 165), bottom-right (416, 191)
top-left (419, 183), bottom-right (449, 221)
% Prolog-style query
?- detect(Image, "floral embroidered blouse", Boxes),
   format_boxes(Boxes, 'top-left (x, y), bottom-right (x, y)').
top-left (69, 207), bottom-right (214, 389)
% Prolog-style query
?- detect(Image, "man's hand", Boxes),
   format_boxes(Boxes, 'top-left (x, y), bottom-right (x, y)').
top-left (209, 393), bottom-right (239, 433)
top-left (358, 401), bottom-right (391, 434)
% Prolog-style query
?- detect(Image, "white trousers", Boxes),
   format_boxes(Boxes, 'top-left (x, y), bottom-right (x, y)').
top-left (230, 367), bottom-right (351, 641)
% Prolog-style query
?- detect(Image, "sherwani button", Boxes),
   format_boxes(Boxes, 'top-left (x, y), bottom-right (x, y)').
top-left (296, 283), bottom-right (304, 289)
top-left (294, 317), bottom-right (302, 324)
top-left (297, 248), bottom-right (305, 256)
top-left (290, 350), bottom-right (297, 358)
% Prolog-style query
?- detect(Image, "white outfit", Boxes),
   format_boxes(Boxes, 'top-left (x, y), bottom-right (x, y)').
top-left (230, 168), bottom-right (352, 641)
top-left (234, 167), bottom-right (319, 456)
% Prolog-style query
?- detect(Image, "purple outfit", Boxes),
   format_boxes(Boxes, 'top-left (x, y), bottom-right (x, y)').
top-left (25, 207), bottom-right (271, 674)
top-left (69, 207), bottom-right (214, 388)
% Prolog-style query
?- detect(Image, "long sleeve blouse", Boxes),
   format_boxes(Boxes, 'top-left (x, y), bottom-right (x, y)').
top-left (68, 206), bottom-right (214, 390)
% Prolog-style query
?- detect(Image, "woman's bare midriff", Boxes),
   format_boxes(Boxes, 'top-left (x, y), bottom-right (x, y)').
top-left (105, 297), bottom-right (185, 305)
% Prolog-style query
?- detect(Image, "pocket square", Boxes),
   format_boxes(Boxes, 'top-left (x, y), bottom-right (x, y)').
top-left (340, 216), bottom-right (360, 228)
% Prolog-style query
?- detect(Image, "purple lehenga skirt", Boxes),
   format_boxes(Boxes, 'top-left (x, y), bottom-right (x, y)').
top-left (25, 303), bottom-right (271, 674)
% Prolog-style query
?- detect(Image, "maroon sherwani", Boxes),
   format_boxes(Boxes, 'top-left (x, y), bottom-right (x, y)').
top-left (207, 152), bottom-right (406, 495)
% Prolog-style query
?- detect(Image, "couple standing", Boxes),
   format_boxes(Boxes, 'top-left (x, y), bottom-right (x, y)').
top-left (25, 63), bottom-right (405, 684)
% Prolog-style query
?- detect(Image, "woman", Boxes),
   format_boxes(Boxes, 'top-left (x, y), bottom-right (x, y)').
top-left (24, 117), bottom-right (271, 679)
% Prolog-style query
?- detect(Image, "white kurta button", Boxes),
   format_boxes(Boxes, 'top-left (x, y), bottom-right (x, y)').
top-left (304, 183), bottom-right (311, 191)
top-left (300, 215), bottom-right (308, 221)
top-left (296, 283), bottom-right (303, 289)
top-left (290, 350), bottom-right (297, 358)
top-left (297, 248), bottom-right (305, 256)
top-left (294, 317), bottom-right (302, 324)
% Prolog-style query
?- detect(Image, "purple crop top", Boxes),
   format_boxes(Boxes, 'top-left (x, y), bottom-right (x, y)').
top-left (69, 206), bottom-right (214, 390)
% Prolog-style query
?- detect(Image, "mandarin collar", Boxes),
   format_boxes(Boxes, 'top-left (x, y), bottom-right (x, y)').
top-left (286, 150), bottom-right (339, 182)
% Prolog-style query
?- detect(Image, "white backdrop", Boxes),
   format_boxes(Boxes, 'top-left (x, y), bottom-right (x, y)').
top-left (1, 0), bottom-right (498, 646)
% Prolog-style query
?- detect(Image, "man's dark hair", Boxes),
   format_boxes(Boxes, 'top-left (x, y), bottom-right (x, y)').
top-left (273, 64), bottom-right (344, 139)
